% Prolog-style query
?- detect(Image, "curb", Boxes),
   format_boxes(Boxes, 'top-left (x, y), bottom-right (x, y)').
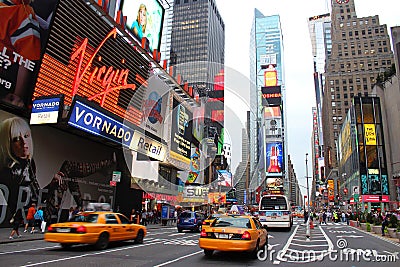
top-left (349, 225), bottom-right (400, 247)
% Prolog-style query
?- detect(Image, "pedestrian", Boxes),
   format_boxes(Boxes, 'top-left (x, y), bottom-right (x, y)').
top-left (304, 210), bottom-right (309, 224)
top-left (9, 209), bottom-right (23, 239)
top-left (50, 204), bottom-right (59, 224)
top-left (68, 207), bottom-right (74, 221)
top-left (33, 206), bottom-right (44, 233)
top-left (381, 214), bottom-right (389, 236)
top-left (341, 211), bottom-right (346, 223)
top-left (24, 203), bottom-right (36, 233)
top-left (322, 210), bottom-right (327, 224)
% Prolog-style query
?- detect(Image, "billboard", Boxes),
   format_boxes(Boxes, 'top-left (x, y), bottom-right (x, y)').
top-left (170, 97), bottom-right (192, 164)
top-left (0, 0), bottom-right (58, 110)
top-left (0, 110), bottom-right (117, 227)
top-left (33, 0), bottom-right (150, 127)
top-left (140, 75), bottom-right (169, 139)
top-left (120, 0), bottom-right (165, 52)
top-left (217, 170), bottom-right (232, 187)
top-left (261, 86), bottom-right (282, 107)
top-left (264, 65), bottom-right (278, 87)
top-left (266, 142), bottom-right (283, 176)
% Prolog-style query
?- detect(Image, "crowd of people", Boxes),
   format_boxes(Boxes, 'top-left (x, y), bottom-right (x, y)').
top-left (304, 209), bottom-right (353, 225)
top-left (130, 209), bottom-right (163, 226)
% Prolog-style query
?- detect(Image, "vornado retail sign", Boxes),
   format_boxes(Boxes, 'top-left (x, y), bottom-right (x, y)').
top-left (129, 131), bottom-right (167, 161)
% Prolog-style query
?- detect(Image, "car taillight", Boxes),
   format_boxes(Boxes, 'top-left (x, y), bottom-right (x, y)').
top-left (47, 225), bottom-right (54, 232)
top-left (194, 218), bottom-right (197, 224)
top-left (259, 211), bottom-right (266, 216)
top-left (241, 231), bottom-right (251, 240)
top-left (200, 229), bottom-right (207, 238)
top-left (202, 221), bottom-right (208, 225)
top-left (76, 225), bottom-right (87, 233)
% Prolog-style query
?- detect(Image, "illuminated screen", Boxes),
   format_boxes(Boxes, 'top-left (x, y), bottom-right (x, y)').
top-left (170, 97), bottom-right (192, 164)
top-left (266, 142), bottom-right (283, 176)
top-left (32, 0), bottom-right (150, 127)
top-left (121, 0), bottom-right (165, 52)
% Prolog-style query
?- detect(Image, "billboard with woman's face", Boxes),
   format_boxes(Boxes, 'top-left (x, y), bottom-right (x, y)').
top-left (120, 0), bottom-right (165, 52)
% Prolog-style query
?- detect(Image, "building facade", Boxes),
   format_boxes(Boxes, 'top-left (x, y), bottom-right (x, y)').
top-left (249, 10), bottom-right (287, 203)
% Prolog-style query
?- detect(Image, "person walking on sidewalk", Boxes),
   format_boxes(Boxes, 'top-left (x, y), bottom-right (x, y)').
top-left (9, 209), bottom-right (23, 239)
top-left (24, 203), bottom-right (36, 233)
top-left (33, 206), bottom-right (44, 233)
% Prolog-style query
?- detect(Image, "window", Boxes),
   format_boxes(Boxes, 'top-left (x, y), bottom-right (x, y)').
top-left (118, 214), bottom-right (131, 224)
top-left (106, 214), bottom-right (119, 224)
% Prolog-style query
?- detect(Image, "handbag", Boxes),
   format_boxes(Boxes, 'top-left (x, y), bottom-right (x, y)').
top-left (9, 212), bottom-right (16, 224)
top-left (41, 221), bottom-right (47, 232)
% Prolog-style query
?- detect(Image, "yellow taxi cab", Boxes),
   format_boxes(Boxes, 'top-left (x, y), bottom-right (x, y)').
top-left (44, 211), bottom-right (147, 250)
top-left (199, 215), bottom-right (268, 258)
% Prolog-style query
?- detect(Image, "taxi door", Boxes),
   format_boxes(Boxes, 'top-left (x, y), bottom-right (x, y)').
top-left (116, 213), bottom-right (136, 240)
top-left (253, 218), bottom-right (267, 246)
top-left (105, 214), bottom-right (123, 241)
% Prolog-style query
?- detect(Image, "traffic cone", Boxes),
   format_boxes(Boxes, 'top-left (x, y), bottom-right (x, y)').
top-left (310, 219), bottom-right (314, 229)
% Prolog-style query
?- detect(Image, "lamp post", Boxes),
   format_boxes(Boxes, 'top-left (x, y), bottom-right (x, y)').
top-left (305, 153), bottom-right (311, 239)
top-left (305, 153), bottom-right (310, 213)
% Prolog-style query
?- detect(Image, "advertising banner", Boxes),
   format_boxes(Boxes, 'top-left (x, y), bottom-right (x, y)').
top-left (328, 179), bottom-right (334, 201)
top-left (0, 0), bottom-right (58, 110)
top-left (208, 192), bottom-right (226, 204)
top-left (140, 75), bottom-right (169, 139)
top-left (364, 124), bottom-right (377, 145)
top-left (264, 65), bottom-right (278, 87)
top-left (217, 170), bottom-right (232, 187)
top-left (120, 0), bottom-right (165, 52)
top-left (0, 110), bottom-right (117, 227)
top-left (266, 142), bottom-right (283, 176)
top-left (169, 97), bottom-right (192, 165)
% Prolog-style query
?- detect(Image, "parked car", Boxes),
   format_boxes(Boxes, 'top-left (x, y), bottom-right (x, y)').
top-left (177, 211), bottom-right (205, 232)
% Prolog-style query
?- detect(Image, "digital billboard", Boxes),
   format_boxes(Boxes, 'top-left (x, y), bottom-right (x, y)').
top-left (266, 142), bottom-right (283, 176)
top-left (264, 65), bottom-right (278, 87)
top-left (217, 170), bottom-right (232, 187)
top-left (120, 0), bottom-right (165, 52)
top-left (170, 97), bottom-right (192, 164)
top-left (261, 86), bottom-right (282, 107)
top-left (0, 0), bottom-right (58, 110)
top-left (32, 0), bottom-right (150, 127)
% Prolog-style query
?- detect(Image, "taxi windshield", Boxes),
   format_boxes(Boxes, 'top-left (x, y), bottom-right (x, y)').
top-left (69, 213), bottom-right (99, 223)
top-left (212, 217), bottom-right (251, 229)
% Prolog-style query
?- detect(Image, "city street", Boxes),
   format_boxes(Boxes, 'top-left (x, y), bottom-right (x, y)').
top-left (0, 219), bottom-right (398, 267)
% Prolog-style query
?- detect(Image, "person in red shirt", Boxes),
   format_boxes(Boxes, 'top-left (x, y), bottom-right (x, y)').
top-left (24, 203), bottom-right (36, 233)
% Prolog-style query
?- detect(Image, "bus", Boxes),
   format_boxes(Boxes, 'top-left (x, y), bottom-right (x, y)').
top-left (258, 194), bottom-right (293, 230)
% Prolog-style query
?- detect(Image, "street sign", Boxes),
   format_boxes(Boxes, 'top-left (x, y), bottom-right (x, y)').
top-left (112, 171), bottom-right (121, 182)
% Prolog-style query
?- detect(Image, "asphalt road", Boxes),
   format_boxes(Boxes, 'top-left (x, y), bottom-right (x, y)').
top-left (0, 219), bottom-right (398, 267)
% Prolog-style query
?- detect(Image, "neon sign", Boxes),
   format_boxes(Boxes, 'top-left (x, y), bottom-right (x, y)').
top-left (70, 28), bottom-right (137, 106)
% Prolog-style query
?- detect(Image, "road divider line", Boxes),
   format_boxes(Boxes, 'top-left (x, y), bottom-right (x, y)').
top-left (153, 250), bottom-right (203, 267)
top-left (20, 241), bottom-right (164, 267)
top-left (0, 245), bottom-right (60, 255)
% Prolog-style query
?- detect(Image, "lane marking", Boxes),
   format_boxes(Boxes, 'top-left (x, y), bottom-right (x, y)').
top-left (0, 245), bottom-right (60, 255)
top-left (20, 241), bottom-right (164, 267)
top-left (168, 233), bottom-right (186, 237)
top-left (275, 225), bottom-right (299, 263)
top-left (153, 250), bottom-right (203, 267)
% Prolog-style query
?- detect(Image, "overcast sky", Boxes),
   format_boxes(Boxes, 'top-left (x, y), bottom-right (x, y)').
top-left (214, 0), bottom-right (399, 195)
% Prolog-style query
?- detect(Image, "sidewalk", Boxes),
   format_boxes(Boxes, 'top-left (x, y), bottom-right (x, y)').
top-left (0, 223), bottom-right (167, 245)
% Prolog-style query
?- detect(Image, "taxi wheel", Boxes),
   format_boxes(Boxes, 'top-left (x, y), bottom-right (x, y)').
top-left (204, 249), bottom-right (213, 257)
top-left (95, 232), bottom-right (109, 250)
top-left (135, 230), bottom-right (144, 244)
top-left (60, 243), bottom-right (72, 249)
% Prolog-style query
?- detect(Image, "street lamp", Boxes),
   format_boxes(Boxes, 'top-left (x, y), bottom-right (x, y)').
top-left (305, 153), bottom-right (310, 213)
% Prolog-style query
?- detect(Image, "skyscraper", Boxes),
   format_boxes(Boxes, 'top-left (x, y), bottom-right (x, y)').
top-left (249, 9), bottom-right (287, 202)
top-left (322, 0), bottom-right (393, 178)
